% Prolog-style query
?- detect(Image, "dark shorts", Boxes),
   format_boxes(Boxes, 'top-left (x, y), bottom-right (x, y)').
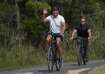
top-left (47, 32), bottom-right (63, 41)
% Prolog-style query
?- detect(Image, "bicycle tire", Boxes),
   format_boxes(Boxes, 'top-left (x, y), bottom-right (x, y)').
top-left (55, 58), bottom-right (63, 71)
top-left (47, 47), bottom-right (54, 72)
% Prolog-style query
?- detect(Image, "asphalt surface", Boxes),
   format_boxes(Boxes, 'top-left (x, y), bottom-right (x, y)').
top-left (0, 60), bottom-right (105, 74)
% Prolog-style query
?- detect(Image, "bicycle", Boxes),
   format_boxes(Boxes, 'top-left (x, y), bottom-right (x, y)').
top-left (47, 33), bottom-right (63, 72)
top-left (75, 37), bottom-right (88, 65)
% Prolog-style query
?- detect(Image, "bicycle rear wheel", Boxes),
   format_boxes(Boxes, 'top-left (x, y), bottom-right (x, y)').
top-left (55, 50), bottom-right (63, 71)
top-left (55, 57), bottom-right (63, 71)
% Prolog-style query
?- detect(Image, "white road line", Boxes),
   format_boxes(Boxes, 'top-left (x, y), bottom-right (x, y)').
top-left (67, 68), bottom-right (90, 74)
top-left (19, 72), bottom-right (34, 74)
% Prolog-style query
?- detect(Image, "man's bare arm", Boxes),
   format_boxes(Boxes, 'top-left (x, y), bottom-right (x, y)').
top-left (70, 29), bottom-right (77, 40)
top-left (43, 9), bottom-right (49, 23)
top-left (61, 22), bottom-right (66, 34)
top-left (88, 29), bottom-right (92, 39)
top-left (43, 14), bottom-right (48, 23)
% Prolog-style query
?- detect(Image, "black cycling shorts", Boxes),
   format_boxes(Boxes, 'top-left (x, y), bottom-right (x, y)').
top-left (47, 32), bottom-right (63, 41)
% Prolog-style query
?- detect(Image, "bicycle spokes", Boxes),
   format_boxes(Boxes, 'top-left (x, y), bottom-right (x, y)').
top-left (47, 47), bottom-right (63, 72)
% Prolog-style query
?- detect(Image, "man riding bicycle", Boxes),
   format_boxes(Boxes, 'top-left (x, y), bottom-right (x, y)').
top-left (43, 7), bottom-right (66, 62)
top-left (70, 16), bottom-right (92, 65)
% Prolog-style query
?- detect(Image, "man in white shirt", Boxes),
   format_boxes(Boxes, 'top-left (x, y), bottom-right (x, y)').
top-left (43, 7), bottom-right (66, 59)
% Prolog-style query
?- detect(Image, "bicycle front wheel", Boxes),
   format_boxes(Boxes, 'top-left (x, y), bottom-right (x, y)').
top-left (47, 47), bottom-right (54, 72)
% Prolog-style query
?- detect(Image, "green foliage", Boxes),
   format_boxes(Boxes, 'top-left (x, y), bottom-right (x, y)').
top-left (91, 1), bottom-right (105, 21)
top-left (26, 0), bottom-right (51, 10)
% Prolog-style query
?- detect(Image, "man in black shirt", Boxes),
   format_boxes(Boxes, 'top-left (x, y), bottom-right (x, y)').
top-left (70, 16), bottom-right (92, 65)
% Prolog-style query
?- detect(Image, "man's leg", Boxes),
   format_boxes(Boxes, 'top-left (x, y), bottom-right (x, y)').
top-left (46, 34), bottom-right (52, 47)
top-left (56, 37), bottom-right (63, 58)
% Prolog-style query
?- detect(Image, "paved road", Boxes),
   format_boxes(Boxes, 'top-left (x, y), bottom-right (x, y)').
top-left (0, 60), bottom-right (105, 74)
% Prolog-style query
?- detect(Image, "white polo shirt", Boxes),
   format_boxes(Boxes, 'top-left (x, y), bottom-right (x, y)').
top-left (46, 15), bottom-right (65, 33)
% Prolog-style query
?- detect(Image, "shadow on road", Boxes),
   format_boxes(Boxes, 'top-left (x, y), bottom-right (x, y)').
top-left (38, 69), bottom-right (49, 73)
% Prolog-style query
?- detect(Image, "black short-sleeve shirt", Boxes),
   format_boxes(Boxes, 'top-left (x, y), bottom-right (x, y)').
top-left (75, 24), bottom-right (90, 38)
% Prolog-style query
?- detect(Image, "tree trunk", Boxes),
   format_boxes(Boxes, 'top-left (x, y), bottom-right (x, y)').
top-left (15, 0), bottom-right (21, 48)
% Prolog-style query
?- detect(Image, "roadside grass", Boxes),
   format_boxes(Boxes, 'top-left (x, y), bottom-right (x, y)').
top-left (88, 65), bottom-right (105, 74)
top-left (0, 46), bottom-right (105, 71)
top-left (0, 46), bottom-right (47, 71)
top-left (0, 36), bottom-right (105, 71)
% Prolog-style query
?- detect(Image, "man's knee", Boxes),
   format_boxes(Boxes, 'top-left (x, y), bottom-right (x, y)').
top-left (46, 35), bottom-right (52, 43)
top-left (56, 38), bottom-right (61, 47)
